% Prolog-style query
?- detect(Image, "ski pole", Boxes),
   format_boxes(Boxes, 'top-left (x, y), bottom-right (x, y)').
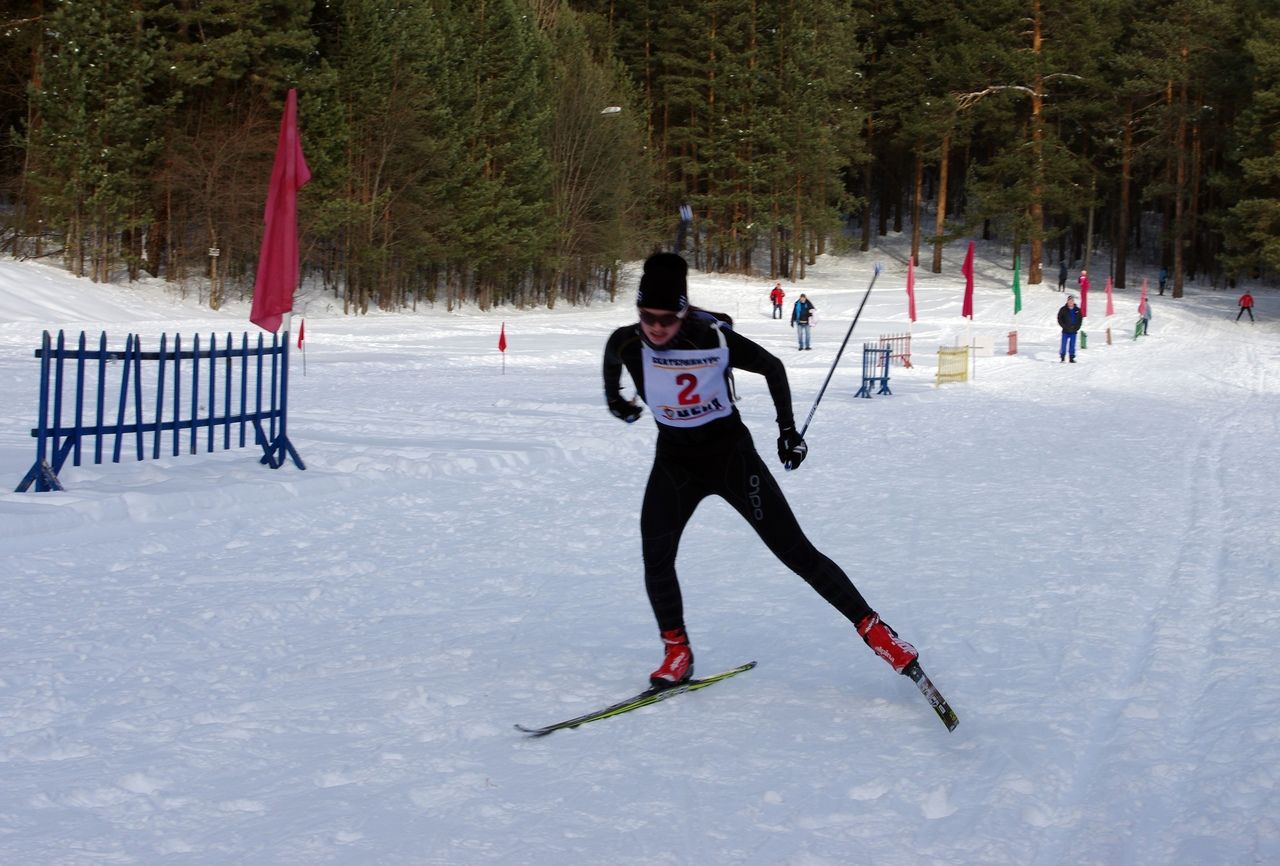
top-left (797, 263), bottom-right (881, 439)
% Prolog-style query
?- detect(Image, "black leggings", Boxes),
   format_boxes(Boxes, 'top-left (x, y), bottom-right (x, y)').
top-left (640, 435), bottom-right (873, 633)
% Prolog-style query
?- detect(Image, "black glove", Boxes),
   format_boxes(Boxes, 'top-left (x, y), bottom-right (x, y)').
top-left (776, 426), bottom-right (808, 471)
top-left (608, 396), bottom-right (643, 424)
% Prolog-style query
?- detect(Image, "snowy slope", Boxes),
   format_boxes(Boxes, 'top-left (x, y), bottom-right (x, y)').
top-left (1, 241), bottom-right (1277, 866)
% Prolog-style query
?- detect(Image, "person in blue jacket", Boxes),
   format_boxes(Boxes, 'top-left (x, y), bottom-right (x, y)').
top-left (1057, 295), bottom-right (1082, 362)
top-left (790, 294), bottom-right (816, 350)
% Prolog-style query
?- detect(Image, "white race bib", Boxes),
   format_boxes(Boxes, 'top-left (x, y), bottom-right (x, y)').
top-left (641, 341), bottom-right (733, 428)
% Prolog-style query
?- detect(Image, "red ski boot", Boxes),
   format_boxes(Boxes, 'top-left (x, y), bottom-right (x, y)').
top-left (649, 627), bottom-right (693, 689)
top-left (857, 613), bottom-right (918, 674)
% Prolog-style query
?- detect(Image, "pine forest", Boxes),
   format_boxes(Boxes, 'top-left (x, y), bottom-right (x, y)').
top-left (1, 0), bottom-right (1278, 311)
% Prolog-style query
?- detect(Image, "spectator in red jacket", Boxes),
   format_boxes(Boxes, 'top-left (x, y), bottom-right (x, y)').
top-left (769, 283), bottom-right (785, 319)
top-left (1237, 292), bottom-right (1255, 323)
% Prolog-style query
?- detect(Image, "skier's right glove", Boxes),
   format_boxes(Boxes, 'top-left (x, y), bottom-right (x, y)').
top-left (608, 396), bottom-right (643, 424)
top-left (777, 425), bottom-right (808, 471)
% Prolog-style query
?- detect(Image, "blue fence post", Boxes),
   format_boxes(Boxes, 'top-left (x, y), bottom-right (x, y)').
top-left (153, 333), bottom-right (167, 460)
top-left (14, 331), bottom-right (62, 491)
top-left (172, 334), bottom-right (182, 457)
top-left (73, 332), bottom-right (87, 467)
top-left (94, 331), bottom-right (107, 465)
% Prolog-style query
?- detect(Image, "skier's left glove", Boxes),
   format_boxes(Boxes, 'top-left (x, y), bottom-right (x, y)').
top-left (777, 425), bottom-right (808, 471)
top-left (608, 396), bottom-right (643, 424)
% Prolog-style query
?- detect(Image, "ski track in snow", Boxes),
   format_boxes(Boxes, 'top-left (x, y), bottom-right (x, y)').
top-left (2, 243), bottom-right (1279, 865)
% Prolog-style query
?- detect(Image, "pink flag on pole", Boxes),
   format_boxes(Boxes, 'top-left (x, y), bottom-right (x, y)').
top-left (1080, 274), bottom-right (1089, 318)
top-left (296, 318), bottom-right (305, 349)
top-left (961, 241), bottom-right (975, 319)
top-left (1139, 278), bottom-right (1149, 315)
top-left (906, 258), bottom-right (917, 322)
top-left (1105, 276), bottom-right (1114, 317)
top-left (250, 89), bottom-right (311, 333)
top-left (498, 322), bottom-right (508, 353)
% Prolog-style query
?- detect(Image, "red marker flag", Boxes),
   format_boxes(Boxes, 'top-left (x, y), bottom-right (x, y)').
top-left (498, 322), bottom-right (507, 352)
top-left (906, 258), bottom-right (917, 323)
top-left (961, 241), bottom-right (975, 319)
top-left (250, 89), bottom-right (311, 333)
top-left (1138, 278), bottom-right (1149, 315)
top-left (1105, 276), bottom-right (1114, 317)
top-left (296, 318), bottom-right (305, 349)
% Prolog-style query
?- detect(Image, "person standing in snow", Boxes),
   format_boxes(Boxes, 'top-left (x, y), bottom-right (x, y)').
top-left (790, 293), bottom-right (816, 350)
top-left (1058, 294), bottom-right (1082, 362)
top-left (1237, 291), bottom-right (1255, 322)
top-left (1159, 268), bottom-right (1169, 295)
top-left (1058, 261), bottom-right (1068, 292)
top-left (602, 252), bottom-right (920, 689)
top-left (769, 282), bottom-right (786, 319)
top-left (1140, 299), bottom-right (1152, 335)
top-left (1078, 269), bottom-right (1090, 296)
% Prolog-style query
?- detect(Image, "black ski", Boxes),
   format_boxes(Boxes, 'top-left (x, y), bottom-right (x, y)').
top-left (516, 661), bottom-right (756, 737)
top-left (903, 660), bottom-right (959, 731)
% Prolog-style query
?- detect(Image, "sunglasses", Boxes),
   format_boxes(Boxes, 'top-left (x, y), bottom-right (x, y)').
top-left (639, 310), bottom-right (683, 327)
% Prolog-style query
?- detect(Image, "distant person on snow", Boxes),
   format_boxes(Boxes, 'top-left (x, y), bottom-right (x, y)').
top-left (602, 252), bottom-right (921, 690)
top-left (1237, 291), bottom-right (1255, 322)
top-left (1159, 268), bottom-right (1169, 295)
top-left (1078, 270), bottom-right (1090, 295)
top-left (1058, 295), bottom-right (1082, 362)
top-left (769, 283), bottom-right (785, 319)
top-left (1058, 261), bottom-right (1068, 292)
top-left (1140, 299), bottom-right (1152, 335)
top-left (790, 293), bottom-right (816, 350)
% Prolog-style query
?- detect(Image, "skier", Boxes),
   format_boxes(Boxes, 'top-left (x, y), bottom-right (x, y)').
top-left (1058, 294), bottom-right (1082, 362)
top-left (1237, 291), bottom-right (1255, 322)
top-left (790, 293), bottom-right (816, 350)
top-left (769, 282), bottom-right (786, 319)
top-left (602, 252), bottom-right (919, 689)
top-left (1140, 299), bottom-right (1152, 335)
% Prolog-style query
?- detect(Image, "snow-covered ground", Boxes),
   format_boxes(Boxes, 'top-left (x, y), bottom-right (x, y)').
top-left (1, 239), bottom-right (1277, 866)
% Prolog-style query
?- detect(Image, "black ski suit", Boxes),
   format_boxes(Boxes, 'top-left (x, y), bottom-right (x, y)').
top-left (602, 315), bottom-right (874, 633)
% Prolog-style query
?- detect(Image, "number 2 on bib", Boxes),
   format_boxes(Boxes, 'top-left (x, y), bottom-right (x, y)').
top-left (676, 373), bottom-right (700, 406)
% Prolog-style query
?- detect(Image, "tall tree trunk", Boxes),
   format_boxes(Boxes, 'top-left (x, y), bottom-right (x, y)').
top-left (1084, 169), bottom-right (1096, 271)
top-left (1173, 55), bottom-right (1188, 298)
top-left (1116, 99), bottom-right (1133, 288)
top-left (1187, 111), bottom-right (1202, 279)
top-left (910, 150), bottom-right (923, 265)
top-left (861, 116), bottom-right (873, 252)
top-left (932, 131), bottom-right (951, 274)
top-left (1027, 0), bottom-right (1045, 285)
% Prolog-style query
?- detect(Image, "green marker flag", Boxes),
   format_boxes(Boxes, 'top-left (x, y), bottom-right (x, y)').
top-left (1012, 255), bottom-right (1022, 315)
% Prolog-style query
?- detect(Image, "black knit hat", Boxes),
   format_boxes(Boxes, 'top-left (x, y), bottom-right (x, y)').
top-left (636, 253), bottom-right (689, 313)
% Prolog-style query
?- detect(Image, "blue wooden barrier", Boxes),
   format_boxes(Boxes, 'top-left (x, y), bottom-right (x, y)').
top-left (854, 342), bottom-right (892, 398)
top-left (16, 329), bottom-right (304, 492)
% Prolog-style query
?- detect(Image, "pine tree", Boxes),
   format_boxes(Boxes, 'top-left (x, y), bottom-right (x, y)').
top-left (1224, 9), bottom-right (1280, 277)
top-left (544, 6), bottom-right (653, 305)
top-left (29, 1), bottom-right (174, 281)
